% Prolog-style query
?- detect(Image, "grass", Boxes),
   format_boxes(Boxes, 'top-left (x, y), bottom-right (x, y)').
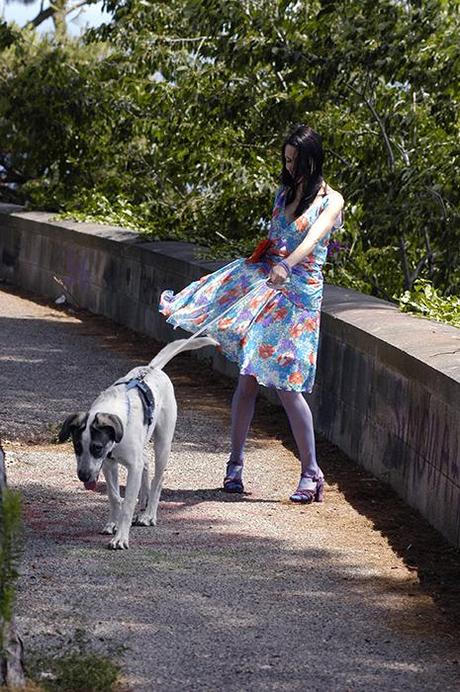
top-left (26, 629), bottom-right (122, 692)
top-left (40, 653), bottom-right (120, 692)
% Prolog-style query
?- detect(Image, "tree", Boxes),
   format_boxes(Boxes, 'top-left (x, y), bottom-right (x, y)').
top-left (5, 0), bottom-right (98, 39)
top-left (1, 0), bottom-right (458, 299)
top-left (89, 0), bottom-right (460, 295)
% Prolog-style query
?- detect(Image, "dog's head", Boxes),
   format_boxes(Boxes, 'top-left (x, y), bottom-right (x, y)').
top-left (58, 412), bottom-right (124, 485)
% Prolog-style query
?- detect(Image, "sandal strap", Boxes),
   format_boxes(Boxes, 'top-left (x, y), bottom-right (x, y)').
top-left (300, 473), bottom-right (324, 482)
top-left (225, 463), bottom-right (243, 482)
top-left (224, 476), bottom-right (243, 485)
top-left (290, 472), bottom-right (325, 503)
top-left (291, 488), bottom-right (316, 499)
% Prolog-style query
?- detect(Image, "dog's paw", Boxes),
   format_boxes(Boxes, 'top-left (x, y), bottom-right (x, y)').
top-left (108, 534), bottom-right (129, 550)
top-left (132, 513), bottom-right (157, 527)
top-left (137, 497), bottom-right (148, 513)
top-left (100, 522), bottom-right (117, 535)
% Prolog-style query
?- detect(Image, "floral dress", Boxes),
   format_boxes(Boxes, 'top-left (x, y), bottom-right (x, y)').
top-left (158, 186), bottom-right (343, 393)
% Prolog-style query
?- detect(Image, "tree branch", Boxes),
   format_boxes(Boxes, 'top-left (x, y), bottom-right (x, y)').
top-left (24, 5), bottom-right (54, 29)
top-left (423, 228), bottom-right (435, 281)
top-left (346, 80), bottom-right (395, 170)
top-left (147, 36), bottom-right (212, 44)
top-left (409, 253), bottom-right (432, 286)
top-left (65, 0), bottom-right (92, 18)
top-left (399, 234), bottom-right (411, 290)
top-left (326, 148), bottom-right (352, 168)
top-left (24, 0), bottom-right (91, 31)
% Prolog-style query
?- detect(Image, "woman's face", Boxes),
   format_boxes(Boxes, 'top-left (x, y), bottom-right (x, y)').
top-left (284, 144), bottom-right (297, 177)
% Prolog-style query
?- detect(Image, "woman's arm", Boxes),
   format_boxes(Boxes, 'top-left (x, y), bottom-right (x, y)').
top-left (286, 192), bottom-right (344, 269)
top-left (267, 191), bottom-right (344, 287)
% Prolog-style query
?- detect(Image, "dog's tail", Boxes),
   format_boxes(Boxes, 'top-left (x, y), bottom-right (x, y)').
top-left (148, 336), bottom-right (219, 371)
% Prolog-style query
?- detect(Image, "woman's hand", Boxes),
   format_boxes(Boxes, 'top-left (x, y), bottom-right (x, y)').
top-left (267, 262), bottom-right (290, 287)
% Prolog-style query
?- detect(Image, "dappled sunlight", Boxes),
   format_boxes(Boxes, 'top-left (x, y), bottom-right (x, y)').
top-left (0, 355), bottom-right (44, 363)
top-left (2, 285), bottom-right (460, 689)
top-left (6, 440), bottom-right (460, 690)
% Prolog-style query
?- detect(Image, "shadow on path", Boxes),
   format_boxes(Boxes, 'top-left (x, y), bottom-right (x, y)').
top-left (14, 480), bottom-right (460, 691)
top-left (2, 283), bottom-right (460, 689)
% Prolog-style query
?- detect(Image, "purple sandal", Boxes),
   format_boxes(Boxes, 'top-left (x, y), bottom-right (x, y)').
top-left (223, 463), bottom-right (244, 494)
top-left (289, 473), bottom-right (325, 504)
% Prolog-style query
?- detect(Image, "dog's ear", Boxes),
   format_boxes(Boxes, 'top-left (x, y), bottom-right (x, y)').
top-left (92, 413), bottom-right (124, 443)
top-left (58, 412), bottom-right (88, 443)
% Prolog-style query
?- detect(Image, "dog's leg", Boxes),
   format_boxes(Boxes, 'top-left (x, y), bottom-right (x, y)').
top-left (108, 462), bottom-right (142, 550)
top-left (137, 447), bottom-right (150, 513)
top-left (135, 412), bottom-right (176, 527)
top-left (132, 446), bottom-right (151, 525)
top-left (101, 460), bottom-right (121, 535)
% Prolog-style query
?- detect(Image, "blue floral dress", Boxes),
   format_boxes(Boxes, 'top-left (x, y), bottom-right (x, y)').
top-left (158, 186), bottom-right (343, 393)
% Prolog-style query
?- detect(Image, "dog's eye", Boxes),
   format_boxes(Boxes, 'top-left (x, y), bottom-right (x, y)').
top-left (74, 441), bottom-right (83, 455)
top-left (90, 443), bottom-right (105, 458)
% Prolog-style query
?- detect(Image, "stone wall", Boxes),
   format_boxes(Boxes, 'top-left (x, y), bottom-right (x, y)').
top-left (1, 205), bottom-right (459, 546)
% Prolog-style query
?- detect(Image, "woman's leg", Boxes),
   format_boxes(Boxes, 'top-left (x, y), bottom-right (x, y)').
top-left (223, 374), bottom-right (258, 492)
top-left (276, 389), bottom-right (322, 479)
top-left (229, 374), bottom-right (259, 465)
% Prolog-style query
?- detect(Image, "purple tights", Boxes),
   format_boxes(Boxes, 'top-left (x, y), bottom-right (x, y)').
top-left (229, 375), bottom-right (258, 466)
top-left (229, 374), bottom-right (320, 477)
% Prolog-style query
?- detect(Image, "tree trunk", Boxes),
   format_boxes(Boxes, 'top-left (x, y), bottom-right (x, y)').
top-left (52, 0), bottom-right (69, 41)
top-left (0, 441), bottom-right (25, 688)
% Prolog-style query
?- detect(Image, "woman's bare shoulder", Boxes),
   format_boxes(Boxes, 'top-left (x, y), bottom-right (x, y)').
top-left (325, 183), bottom-right (344, 208)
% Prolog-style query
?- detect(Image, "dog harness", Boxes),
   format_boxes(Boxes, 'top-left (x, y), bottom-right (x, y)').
top-left (115, 375), bottom-right (155, 427)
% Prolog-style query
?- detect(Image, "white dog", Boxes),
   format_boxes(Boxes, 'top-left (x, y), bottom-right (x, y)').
top-left (58, 337), bottom-right (217, 549)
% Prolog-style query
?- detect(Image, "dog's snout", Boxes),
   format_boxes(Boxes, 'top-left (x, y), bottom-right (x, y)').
top-left (78, 469), bottom-right (92, 483)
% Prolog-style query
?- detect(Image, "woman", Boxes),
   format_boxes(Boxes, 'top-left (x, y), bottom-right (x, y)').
top-left (159, 124), bottom-right (344, 503)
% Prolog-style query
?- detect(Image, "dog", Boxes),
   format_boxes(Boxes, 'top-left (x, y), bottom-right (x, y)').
top-left (58, 336), bottom-right (217, 549)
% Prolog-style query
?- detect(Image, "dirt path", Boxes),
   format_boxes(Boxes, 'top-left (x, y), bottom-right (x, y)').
top-left (1, 285), bottom-right (460, 691)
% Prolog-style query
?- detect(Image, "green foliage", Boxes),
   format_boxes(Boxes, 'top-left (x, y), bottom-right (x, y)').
top-left (0, 1), bottom-right (459, 325)
top-left (396, 279), bottom-right (460, 328)
top-left (28, 629), bottom-right (121, 691)
top-left (42, 653), bottom-right (119, 691)
top-left (91, 0), bottom-right (459, 298)
top-left (0, 487), bottom-right (22, 650)
top-left (0, 19), bottom-right (21, 51)
top-left (0, 31), bottom-right (118, 202)
top-left (59, 190), bottom-right (155, 233)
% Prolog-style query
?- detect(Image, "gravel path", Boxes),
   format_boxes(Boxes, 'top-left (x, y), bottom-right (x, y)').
top-left (1, 285), bottom-right (460, 691)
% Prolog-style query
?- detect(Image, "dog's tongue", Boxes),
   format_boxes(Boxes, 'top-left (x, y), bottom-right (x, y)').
top-left (84, 480), bottom-right (97, 492)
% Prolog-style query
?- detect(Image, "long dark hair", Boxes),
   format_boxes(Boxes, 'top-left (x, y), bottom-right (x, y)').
top-left (281, 124), bottom-right (325, 218)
